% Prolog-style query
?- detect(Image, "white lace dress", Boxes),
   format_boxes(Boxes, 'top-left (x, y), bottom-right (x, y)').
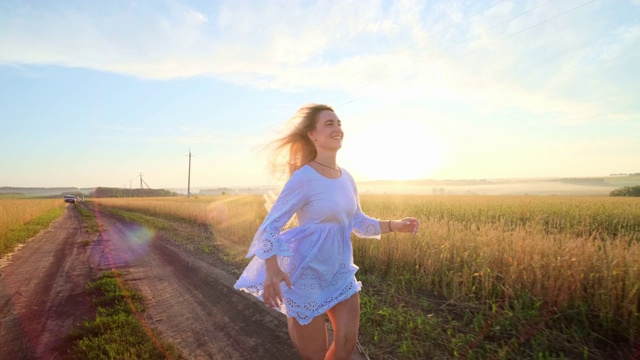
top-left (234, 165), bottom-right (381, 325)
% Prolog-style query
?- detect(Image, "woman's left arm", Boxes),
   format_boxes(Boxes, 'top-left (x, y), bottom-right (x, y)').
top-left (352, 204), bottom-right (420, 237)
top-left (384, 218), bottom-right (420, 235)
top-left (348, 171), bottom-right (419, 237)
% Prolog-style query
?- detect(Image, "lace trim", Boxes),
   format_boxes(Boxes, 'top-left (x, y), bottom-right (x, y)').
top-left (236, 260), bottom-right (361, 325)
top-left (285, 281), bottom-right (360, 325)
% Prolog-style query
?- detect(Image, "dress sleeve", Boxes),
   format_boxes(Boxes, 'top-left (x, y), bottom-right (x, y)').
top-left (246, 172), bottom-right (307, 259)
top-left (350, 177), bottom-right (381, 239)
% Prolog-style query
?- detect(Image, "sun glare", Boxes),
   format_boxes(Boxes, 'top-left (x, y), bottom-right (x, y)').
top-left (342, 120), bottom-right (446, 181)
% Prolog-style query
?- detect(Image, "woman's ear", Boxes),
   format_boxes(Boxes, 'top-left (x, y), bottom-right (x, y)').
top-left (307, 131), bottom-right (316, 142)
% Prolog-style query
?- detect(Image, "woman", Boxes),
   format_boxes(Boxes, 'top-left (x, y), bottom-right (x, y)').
top-left (234, 104), bottom-right (420, 360)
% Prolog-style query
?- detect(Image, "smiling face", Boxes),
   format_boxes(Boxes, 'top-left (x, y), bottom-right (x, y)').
top-left (308, 110), bottom-right (343, 152)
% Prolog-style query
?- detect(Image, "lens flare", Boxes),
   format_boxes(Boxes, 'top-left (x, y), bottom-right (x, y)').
top-left (207, 201), bottom-right (229, 225)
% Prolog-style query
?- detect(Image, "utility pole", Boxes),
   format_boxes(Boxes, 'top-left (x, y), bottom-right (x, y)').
top-left (187, 149), bottom-right (194, 198)
top-left (138, 173), bottom-right (151, 196)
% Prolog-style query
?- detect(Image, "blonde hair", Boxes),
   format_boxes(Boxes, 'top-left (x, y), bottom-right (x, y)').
top-left (268, 104), bottom-right (335, 179)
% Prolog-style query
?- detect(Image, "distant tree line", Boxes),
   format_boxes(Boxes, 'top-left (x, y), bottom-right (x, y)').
top-left (58, 190), bottom-right (85, 198)
top-left (559, 178), bottom-right (608, 186)
top-left (610, 185), bottom-right (640, 197)
top-left (1, 186), bottom-right (88, 196)
top-left (198, 187), bottom-right (270, 195)
top-left (93, 187), bottom-right (178, 198)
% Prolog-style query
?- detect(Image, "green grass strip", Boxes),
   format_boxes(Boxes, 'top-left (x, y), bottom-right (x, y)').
top-left (67, 270), bottom-right (179, 360)
top-left (0, 206), bottom-right (64, 257)
top-left (75, 203), bottom-right (100, 235)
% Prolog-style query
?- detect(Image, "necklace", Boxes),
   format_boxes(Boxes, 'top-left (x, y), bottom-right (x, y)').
top-left (312, 160), bottom-right (341, 173)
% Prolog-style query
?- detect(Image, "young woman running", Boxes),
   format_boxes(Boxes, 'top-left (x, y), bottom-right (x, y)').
top-left (235, 104), bottom-right (420, 360)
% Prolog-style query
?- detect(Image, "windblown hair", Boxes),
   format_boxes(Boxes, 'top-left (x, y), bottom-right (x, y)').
top-left (268, 104), bottom-right (335, 179)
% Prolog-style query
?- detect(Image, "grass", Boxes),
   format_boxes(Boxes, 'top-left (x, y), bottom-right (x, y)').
top-left (357, 271), bottom-right (616, 359)
top-left (91, 194), bottom-right (640, 359)
top-left (66, 270), bottom-right (180, 360)
top-left (75, 202), bottom-right (100, 237)
top-left (0, 198), bottom-right (65, 257)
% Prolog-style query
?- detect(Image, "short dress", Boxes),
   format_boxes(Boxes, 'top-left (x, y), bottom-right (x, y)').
top-left (233, 165), bottom-right (381, 325)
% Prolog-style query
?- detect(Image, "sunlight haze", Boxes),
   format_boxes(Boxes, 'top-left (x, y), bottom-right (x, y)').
top-left (1, 0), bottom-right (638, 190)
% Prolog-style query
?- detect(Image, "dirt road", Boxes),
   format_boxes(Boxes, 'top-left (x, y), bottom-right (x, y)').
top-left (0, 204), bottom-right (303, 359)
top-left (0, 203), bottom-right (94, 359)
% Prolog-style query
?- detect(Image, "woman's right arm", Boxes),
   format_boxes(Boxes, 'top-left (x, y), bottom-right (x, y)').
top-left (245, 172), bottom-right (306, 306)
top-left (262, 255), bottom-right (293, 308)
top-left (245, 172), bottom-right (307, 260)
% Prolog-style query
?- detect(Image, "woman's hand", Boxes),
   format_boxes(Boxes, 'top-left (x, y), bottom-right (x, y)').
top-left (263, 256), bottom-right (293, 308)
top-left (390, 217), bottom-right (420, 236)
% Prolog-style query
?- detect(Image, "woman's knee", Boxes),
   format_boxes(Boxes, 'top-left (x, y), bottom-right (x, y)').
top-left (333, 331), bottom-right (358, 355)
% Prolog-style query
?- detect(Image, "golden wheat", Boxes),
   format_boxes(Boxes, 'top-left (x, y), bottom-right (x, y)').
top-left (0, 199), bottom-right (65, 234)
top-left (0, 198), bottom-right (66, 253)
top-left (92, 194), bottom-right (640, 334)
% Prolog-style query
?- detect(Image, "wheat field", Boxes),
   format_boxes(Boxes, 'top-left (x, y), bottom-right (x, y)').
top-left (93, 195), bottom-right (640, 324)
top-left (0, 198), bottom-right (66, 255)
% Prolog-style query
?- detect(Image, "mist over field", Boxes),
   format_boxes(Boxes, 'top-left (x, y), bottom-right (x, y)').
top-left (357, 175), bottom-right (640, 196)
top-left (358, 179), bottom-right (623, 196)
top-left (3, 175), bottom-right (639, 198)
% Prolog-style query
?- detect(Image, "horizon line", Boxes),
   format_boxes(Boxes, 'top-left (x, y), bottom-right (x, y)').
top-left (2, 173), bottom-right (640, 191)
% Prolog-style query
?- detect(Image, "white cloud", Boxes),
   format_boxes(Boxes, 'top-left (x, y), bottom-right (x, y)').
top-left (183, 9), bottom-right (208, 25)
top-left (0, 0), bottom-right (638, 127)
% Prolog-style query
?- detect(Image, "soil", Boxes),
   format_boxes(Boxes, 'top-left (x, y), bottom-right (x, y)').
top-left (0, 204), bottom-right (367, 359)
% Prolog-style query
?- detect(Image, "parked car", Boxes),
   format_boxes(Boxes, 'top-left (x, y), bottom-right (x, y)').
top-left (63, 195), bottom-right (77, 203)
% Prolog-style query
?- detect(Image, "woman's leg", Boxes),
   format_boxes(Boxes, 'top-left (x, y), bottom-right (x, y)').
top-left (288, 315), bottom-right (328, 360)
top-left (325, 292), bottom-right (360, 360)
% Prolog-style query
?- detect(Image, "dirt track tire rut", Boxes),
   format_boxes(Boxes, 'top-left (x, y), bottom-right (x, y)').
top-left (89, 205), bottom-right (299, 360)
top-left (0, 204), bottom-right (94, 360)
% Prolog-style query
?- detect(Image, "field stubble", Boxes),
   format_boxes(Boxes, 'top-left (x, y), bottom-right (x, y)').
top-left (92, 194), bottom-right (640, 359)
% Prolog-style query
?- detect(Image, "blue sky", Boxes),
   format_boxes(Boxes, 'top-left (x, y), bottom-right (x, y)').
top-left (1, 0), bottom-right (639, 190)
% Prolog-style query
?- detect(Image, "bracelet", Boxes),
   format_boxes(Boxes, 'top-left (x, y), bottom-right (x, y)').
top-left (388, 220), bottom-right (393, 232)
